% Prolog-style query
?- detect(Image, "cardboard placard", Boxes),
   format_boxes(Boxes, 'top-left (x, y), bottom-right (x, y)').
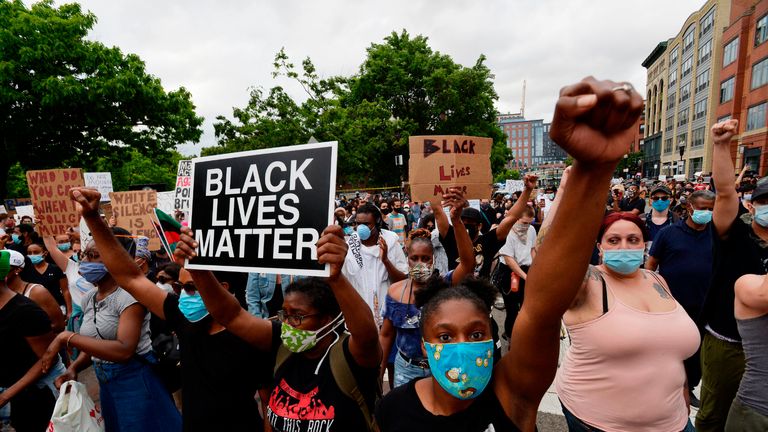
top-left (26, 168), bottom-right (84, 236)
top-left (109, 190), bottom-right (161, 250)
top-left (84, 172), bottom-right (114, 202)
top-left (174, 160), bottom-right (192, 222)
top-left (408, 135), bottom-right (492, 202)
top-left (186, 142), bottom-right (337, 276)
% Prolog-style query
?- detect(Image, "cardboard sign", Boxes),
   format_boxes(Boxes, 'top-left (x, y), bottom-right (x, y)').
top-left (187, 142), bottom-right (338, 276)
top-left (174, 160), bottom-right (192, 221)
top-left (109, 190), bottom-right (161, 250)
top-left (26, 168), bottom-right (84, 236)
top-left (156, 191), bottom-right (175, 215)
top-left (408, 135), bottom-right (492, 202)
top-left (84, 172), bottom-right (114, 202)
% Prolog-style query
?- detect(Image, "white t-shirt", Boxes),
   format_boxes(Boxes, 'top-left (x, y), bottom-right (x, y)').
top-left (65, 259), bottom-right (95, 309)
top-left (498, 225), bottom-right (537, 267)
top-left (342, 229), bottom-right (408, 325)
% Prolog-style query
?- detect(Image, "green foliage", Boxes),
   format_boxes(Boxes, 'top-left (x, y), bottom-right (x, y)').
top-left (95, 148), bottom-right (189, 192)
top-left (493, 168), bottom-right (520, 183)
top-left (0, 0), bottom-right (203, 197)
top-left (209, 31), bottom-right (510, 186)
top-left (5, 162), bottom-right (28, 198)
top-left (615, 151), bottom-right (644, 178)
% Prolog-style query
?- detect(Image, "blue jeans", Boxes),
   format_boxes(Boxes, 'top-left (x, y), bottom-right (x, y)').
top-left (93, 353), bottom-right (181, 432)
top-left (393, 352), bottom-right (431, 388)
top-left (561, 401), bottom-right (695, 432)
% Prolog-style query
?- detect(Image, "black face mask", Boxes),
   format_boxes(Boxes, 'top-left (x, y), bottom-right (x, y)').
top-left (382, 208), bottom-right (392, 215)
top-left (466, 225), bottom-right (479, 239)
top-left (480, 203), bottom-right (490, 210)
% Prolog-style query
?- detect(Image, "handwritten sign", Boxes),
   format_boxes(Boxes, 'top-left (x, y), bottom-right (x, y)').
top-left (84, 172), bottom-right (114, 202)
top-left (26, 168), bottom-right (84, 236)
top-left (504, 180), bottom-right (525, 193)
top-left (156, 191), bottom-right (175, 215)
top-left (109, 190), bottom-right (160, 250)
top-left (174, 160), bottom-right (192, 221)
top-left (408, 135), bottom-right (492, 202)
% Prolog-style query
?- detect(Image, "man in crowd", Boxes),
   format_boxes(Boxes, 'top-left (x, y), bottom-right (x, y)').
top-left (385, 198), bottom-right (407, 247)
top-left (645, 184), bottom-right (679, 248)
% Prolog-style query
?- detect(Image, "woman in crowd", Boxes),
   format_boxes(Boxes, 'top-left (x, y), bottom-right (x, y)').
top-left (173, 224), bottom-right (381, 432)
top-left (555, 212), bottom-right (698, 431)
top-left (0, 250), bottom-right (58, 432)
top-left (379, 192), bottom-right (474, 388)
top-left (375, 78), bottom-right (644, 431)
top-left (21, 240), bottom-right (70, 319)
top-left (63, 186), bottom-right (271, 431)
top-left (4, 249), bottom-right (65, 332)
top-left (41, 227), bottom-right (181, 432)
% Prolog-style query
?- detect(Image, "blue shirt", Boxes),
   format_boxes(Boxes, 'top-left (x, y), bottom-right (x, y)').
top-left (649, 220), bottom-right (714, 314)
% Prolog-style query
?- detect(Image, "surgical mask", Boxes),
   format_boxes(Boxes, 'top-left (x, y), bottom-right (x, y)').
top-left (11, 234), bottom-right (21, 245)
top-left (28, 254), bottom-right (44, 265)
top-left (546, 193), bottom-right (555, 201)
top-left (409, 263), bottom-right (433, 283)
top-left (357, 224), bottom-right (372, 241)
top-left (79, 262), bottom-right (109, 284)
top-left (72, 254), bottom-right (79, 263)
top-left (691, 209), bottom-right (713, 225)
top-left (754, 204), bottom-right (768, 227)
top-left (513, 223), bottom-right (530, 234)
top-left (178, 290), bottom-right (209, 322)
top-left (280, 313), bottom-right (344, 353)
top-left (602, 249), bottom-right (644, 275)
top-left (57, 242), bottom-right (71, 252)
top-left (343, 226), bottom-right (354, 236)
top-left (651, 199), bottom-right (670, 212)
top-left (744, 194), bottom-right (753, 202)
top-left (423, 339), bottom-right (494, 400)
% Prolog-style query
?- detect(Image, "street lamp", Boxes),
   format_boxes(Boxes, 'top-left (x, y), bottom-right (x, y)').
top-left (677, 140), bottom-right (686, 177)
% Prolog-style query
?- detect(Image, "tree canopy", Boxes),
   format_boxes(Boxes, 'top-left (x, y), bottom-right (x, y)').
top-left (208, 30), bottom-right (510, 187)
top-left (0, 0), bottom-right (203, 197)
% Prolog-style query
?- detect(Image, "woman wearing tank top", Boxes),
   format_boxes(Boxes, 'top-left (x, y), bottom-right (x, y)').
top-left (726, 273), bottom-right (768, 431)
top-left (555, 212), bottom-right (699, 432)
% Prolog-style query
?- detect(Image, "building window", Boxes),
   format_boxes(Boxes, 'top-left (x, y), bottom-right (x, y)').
top-left (746, 102), bottom-right (767, 130)
top-left (669, 47), bottom-right (679, 66)
top-left (691, 157), bottom-right (703, 174)
top-left (678, 108), bottom-right (689, 127)
top-left (664, 137), bottom-right (674, 153)
top-left (720, 77), bottom-right (735, 103)
top-left (511, 130), bottom-right (517, 138)
top-left (683, 26), bottom-right (695, 52)
top-left (524, 129), bottom-right (528, 138)
top-left (696, 69), bottom-right (710, 92)
top-left (682, 57), bottom-right (693, 78)
top-left (677, 132), bottom-right (688, 150)
top-left (694, 98), bottom-right (708, 121)
top-left (691, 127), bottom-right (706, 148)
top-left (723, 38), bottom-right (739, 66)
top-left (668, 93), bottom-right (676, 111)
top-left (679, 83), bottom-right (691, 103)
top-left (665, 115), bottom-right (675, 132)
top-left (700, 8), bottom-right (715, 36)
top-left (717, 114), bottom-right (731, 123)
top-left (752, 57), bottom-right (768, 89)
top-left (757, 15), bottom-right (768, 46)
top-left (698, 39), bottom-right (712, 64)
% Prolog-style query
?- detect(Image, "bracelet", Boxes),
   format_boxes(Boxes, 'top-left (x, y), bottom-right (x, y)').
top-left (65, 333), bottom-right (77, 350)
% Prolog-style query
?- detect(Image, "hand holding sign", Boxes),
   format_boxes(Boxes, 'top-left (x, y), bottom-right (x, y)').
top-left (175, 226), bottom-right (198, 263)
top-left (441, 187), bottom-right (469, 220)
top-left (316, 225), bottom-right (348, 280)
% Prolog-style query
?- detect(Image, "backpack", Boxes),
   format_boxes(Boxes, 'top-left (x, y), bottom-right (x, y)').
top-left (273, 333), bottom-right (380, 431)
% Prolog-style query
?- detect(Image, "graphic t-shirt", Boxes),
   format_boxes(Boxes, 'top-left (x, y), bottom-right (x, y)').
top-left (386, 213), bottom-right (407, 247)
top-left (267, 325), bottom-right (378, 432)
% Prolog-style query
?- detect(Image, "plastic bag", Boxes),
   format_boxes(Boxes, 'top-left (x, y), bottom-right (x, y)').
top-left (48, 380), bottom-right (104, 432)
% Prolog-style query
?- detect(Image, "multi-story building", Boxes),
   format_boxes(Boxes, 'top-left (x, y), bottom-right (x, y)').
top-left (642, 0), bottom-right (732, 179)
top-left (497, 114), bottom-right (545, 170)
top-left (542, 123), bottom-right (568, 164)
top-left (715, 0), bottom-right (768, 175)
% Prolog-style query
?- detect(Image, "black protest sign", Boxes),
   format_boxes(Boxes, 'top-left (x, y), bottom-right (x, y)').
top-left (186, 142), bottom-right (338, 276)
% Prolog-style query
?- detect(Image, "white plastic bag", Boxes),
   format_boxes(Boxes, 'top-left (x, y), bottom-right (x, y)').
top-left (48, 380), bottom-right (104, 432)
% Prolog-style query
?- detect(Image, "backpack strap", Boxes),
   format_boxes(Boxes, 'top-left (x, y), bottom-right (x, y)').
top-left (330, 333), bottom-right (379, 431)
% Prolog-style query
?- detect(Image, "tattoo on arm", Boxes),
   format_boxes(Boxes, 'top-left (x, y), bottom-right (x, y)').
top-left (585, 265), bottom-right (602, 282)
top-left (652, 282), bottom-right (670, 299)
top-left (536, 226), bottom-right (548, 249)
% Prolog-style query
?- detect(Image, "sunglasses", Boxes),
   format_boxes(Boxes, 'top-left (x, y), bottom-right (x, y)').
top-left (173, 282), bottom-right (197, 293)
top-left (651, 196), bottom-right (670, 201)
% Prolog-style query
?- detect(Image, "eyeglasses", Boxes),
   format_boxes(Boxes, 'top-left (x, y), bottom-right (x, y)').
top-left (173, 282), bottom-right (197, 293)
top-left (277, 310), bottom-right (318, 327)
top-left (82, 250), bottom-right (101, 261)
top-left (651, 196), bottom-right (670, 201)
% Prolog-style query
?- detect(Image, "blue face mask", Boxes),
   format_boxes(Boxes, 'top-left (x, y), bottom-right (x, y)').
top-left (28, 254), bottom-right (44, 265)
top-left (754, 204), bottom-right (768, 228)
top-left (72, 254), bottom-right (79, 263)
top-left (343, 226), bottom-right (354, 236)
top-left (79, 262), bottom-right (109, 284)
top-left (691, 209), bottom-right (713, 225)
top-left (179, 290), bottom-right (209, 322)
top-left (651, 199), bottom-right (670, 212)
top-left (602, 249), bottom-right (644, 275)
top-left (11, 234), bottom-right (21, 245)
top-left (423, 339), bottom-right (494, 400)
top-left (357, 224), bottom-right (372, 241)
top-left (57, 242), bottom-right (71, 252)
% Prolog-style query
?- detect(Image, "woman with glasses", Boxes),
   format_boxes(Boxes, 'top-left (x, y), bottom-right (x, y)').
top-left (41, 225), bottom-right (181, 432)
top-left (60, 187), bottom-right (271, 432)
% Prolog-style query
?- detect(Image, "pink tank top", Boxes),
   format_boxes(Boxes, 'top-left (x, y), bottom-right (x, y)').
top-left (555, 282), bottom-right (699, 432)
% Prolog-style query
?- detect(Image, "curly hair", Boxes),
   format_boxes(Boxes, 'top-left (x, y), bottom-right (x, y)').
top-left (414, 276), bottom-right (498, 333)
top-left (407, 228), bottom-right (434, 254)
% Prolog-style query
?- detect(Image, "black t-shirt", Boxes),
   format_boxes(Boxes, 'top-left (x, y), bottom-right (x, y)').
top-left (704, 216), bottom-right (768, 340)
top-left (0, 294), bottom-right (51, 387)
top-left (266, 324), bottom-right (379, 432)
top-left (439, 227), bottom-right (505, 278)
top-left (163, 294), bottom-right (271, 432)
top-left (375, 378), bottom-right (521, 432)
top-left (620, 197), bottom-right (646, 213)
top-left (20, 262), bottom-right (66, 306)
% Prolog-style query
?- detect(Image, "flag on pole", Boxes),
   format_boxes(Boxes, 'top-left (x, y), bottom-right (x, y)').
top-left (151, 208), bottom-right (182, 257)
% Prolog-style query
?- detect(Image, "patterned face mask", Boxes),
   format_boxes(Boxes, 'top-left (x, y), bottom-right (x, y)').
top-left (408, 263), bottom-right (433, 283)
top-left (280, 313), bottom-right (344, 353)
top-left (424, 339), bottom-right (494, 400)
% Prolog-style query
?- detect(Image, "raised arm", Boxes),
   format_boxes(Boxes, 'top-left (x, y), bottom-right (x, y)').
top-left (441, 188), bottom-right (475, 284)
top-left (493, 77), bottom-right (643, 429)
top-left (433, 197), bottom-right (451, 239)
top-left (535, 166), bottom-right (571, 253)
top-left (43, 236), bottom-right (70, 272)
top-left (70, 188), bottom-right (168, 319)
top-left (711, 120), bottom-right (740, 238)
top-left (317, 225), bottom-right (381, 368)
top-left (496, 176), bottom-right (537, 241)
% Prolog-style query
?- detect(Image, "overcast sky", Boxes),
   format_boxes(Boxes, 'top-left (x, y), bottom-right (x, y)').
top-left (59, 0), bottom-right (704, 155)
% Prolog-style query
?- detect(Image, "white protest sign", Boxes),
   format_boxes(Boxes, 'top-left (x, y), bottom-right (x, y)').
top-left (156, 191), bottom-right (175, 215)
top-left (0, 205), bottom-right (6, 215)
top-left (174, 160), bottom-right (192, 222)
top-left (505, 180), bottom-right (524, 193)
top-left (84, 172), bottom-right (114, 202)
top-left (15, 205), bottom-right (34, 220)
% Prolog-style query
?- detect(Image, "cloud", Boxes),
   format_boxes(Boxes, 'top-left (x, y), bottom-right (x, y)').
top-left (61, 0), bottom-right (702, 155)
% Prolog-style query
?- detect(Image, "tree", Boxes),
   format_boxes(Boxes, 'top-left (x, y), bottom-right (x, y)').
top-left (493, 168), bottom-right (521, 183)
top-left (0, 0), bottom-right (203, 198)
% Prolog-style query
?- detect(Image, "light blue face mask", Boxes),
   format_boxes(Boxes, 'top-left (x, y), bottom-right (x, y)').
top-left (423, 339), bottom-right (494, 400)
top-left (356, 224), bottom-right (372, 241)
top-left (11, 234), bottom-right (21, 245)
top-left (57, 242), bottom-right (71, 252)
top-left (28, 254), bottom-right (44, 265)
top-left (691, 209), bottom-right (713, 225)
top-left (343, 226), bottom-right (354, 236)
top-left (79, 262), bottom-right (109, 285)
top-left (178, 290), bottom-right (209, 322)
top-left (651, 199), bottom-right (670, 212)
top-left (755, 204), bottom-right (768, 228)
top-left (602, 249), bottom-right (644, 275)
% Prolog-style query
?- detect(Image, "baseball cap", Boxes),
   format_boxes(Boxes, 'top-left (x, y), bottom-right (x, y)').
top-left (752, 177), bottom-right (768, 201)
top-left (461, 207), bottom-right (483, 222)
top-left (6, 249), bottom-right (25, 269)
top-left (650, 185), bottom-right (672, 196)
